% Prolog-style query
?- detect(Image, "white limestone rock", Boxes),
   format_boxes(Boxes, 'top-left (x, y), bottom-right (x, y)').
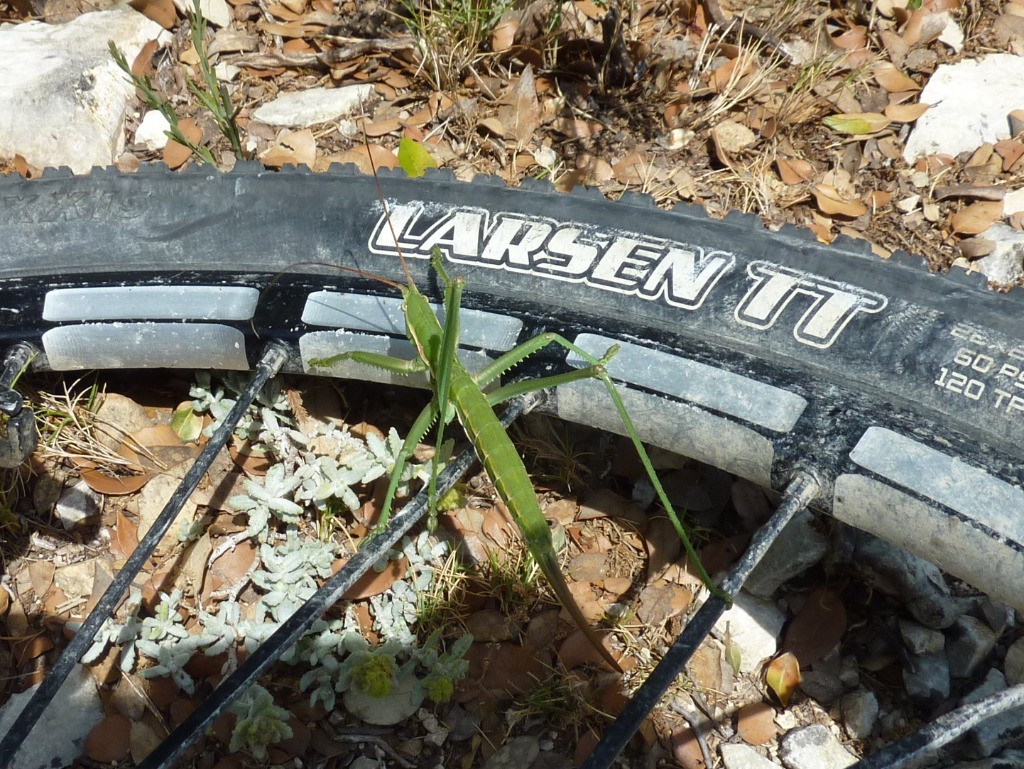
top-left (253, 85), bottom-right (374, 127)
top-left (135, 110), bottom-right (171, 150)
top-left (904, 54), bottom-right (1024, 163)
top-left (0, 9), bottom-right (164, 173)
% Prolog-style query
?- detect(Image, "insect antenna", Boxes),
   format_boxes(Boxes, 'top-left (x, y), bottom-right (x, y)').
top-left (359, 109), bottom-right (416, 287)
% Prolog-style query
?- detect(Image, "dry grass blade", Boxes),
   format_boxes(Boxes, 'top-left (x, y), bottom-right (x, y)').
top-left (32, 380), bottom-right (148, 470)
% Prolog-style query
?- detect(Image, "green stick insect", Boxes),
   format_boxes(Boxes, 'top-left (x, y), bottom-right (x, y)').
top-left (311, 210), bottom-right (727, 672)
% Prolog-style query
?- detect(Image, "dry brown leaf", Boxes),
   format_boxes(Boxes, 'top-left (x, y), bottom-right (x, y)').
top-left (766, 652), bottom-right (801, 707)
top-left (782, 588), bottom-right (847, 665)
top-left (708, 55), bottom-right (751, 93)
top-left (873, 61), bottom-right (920, 92)
top-left (995, 139), bottom-right (1024, 171)
top-left (131, 424), bottom-right (184, 448)
top-left (776, 157), bottom-right (813, 185)
top-left (885, 102), bottom-right (929, 122)
top-left (492, 18), bottom-right (517, 52)
top-left (478, 116), bottom-right (506, 137)
top-left (28, 561), bottom-right (55, 597)
top-left (261, 128), bottom-right (317, 168)
top-left (17, 634), bottom-right (54, 664)
top-left (130, 0), bottom-right (176, 28)
top-left (574, 0), bottom-right (604, 19)
top-left (812, 184), bottom-right (868, 217)
top-left (163, 119), bottom-right (202, 169)
top-left (613, 150), bottom-right (651, 185)
top-left (867, 190), bottom-right (893, 209)
top-left (85, 714), bottom-right (131, 763)
top-left (258, 19), bottom-right (307, 37)
top-left (552, 117), bottom-right (603, 138)
top-left (902, 8), bottom-right (948, 47)
top-left (644, 516), bottom-right (682, 580)
top-left (807, 219), bottom-right (834, 243)
top-left (831, 25), bottom-right (867, 49)
top-left (950, 201), bottom-right (1003, 235)
top-left (363, 118), bottom-right (401, 137)
top-left (282, 38), bottom-right (314, 55)
top-left (498, 64), bottom-right (540, 147)
top-left (960, 236), bottom-right (996, 259)
top-left (13, 154), bottom-right (40, 179)
top-left (737, 702), bottom-right (778, 745)
top-left (324, 144), bottom-right (398, 175)
top-left (114, 509), bottom-right (140, 556)
top-left (266, 2), bottom-right (300, 18)
top-left (340, 556), bottom-right (409, 599)
top-left (131, 39), bottom-right (160, 78)
top-left (557, 629), bottom-right (619, 671)
top-left (81, 467), bottom-right (150, 495)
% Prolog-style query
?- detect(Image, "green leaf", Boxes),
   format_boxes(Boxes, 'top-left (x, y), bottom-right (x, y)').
top-left (725, 636), bottom-right (742, 675)
top-left (822, 112), bottom-right (891, 136)
top-left (171, 404), bottom-right (203, 442)
top-left (397, 138), bottom-right (438, 178)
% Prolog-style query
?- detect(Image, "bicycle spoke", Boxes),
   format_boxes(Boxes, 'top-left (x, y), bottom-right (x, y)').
top-left (852, 684), bottom-right (1024, 769)
top-left (0, 343), bottom-right (289, 766)
top-left (0, 343), bottom-right (38, 468)
top-left (134, 392), bottom-right (541, 769)
top-left (580, 471), bottom-right (822, 769)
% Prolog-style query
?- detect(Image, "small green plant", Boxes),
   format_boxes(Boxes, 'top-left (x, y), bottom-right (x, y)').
top-left (508, 669), bottom-right (588, 729)
top-left (351, 650), bottom-right (399, 697)
top-left (109, 0), bottom-right (246, 165)
top-left (229, 684), bottom-right (293, 760)
top-left (483, 546), bottom-right (539, 615)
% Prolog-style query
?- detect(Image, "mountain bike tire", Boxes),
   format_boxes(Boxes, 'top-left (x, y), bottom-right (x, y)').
top-left (1, 163), bottom-right (1021, 611)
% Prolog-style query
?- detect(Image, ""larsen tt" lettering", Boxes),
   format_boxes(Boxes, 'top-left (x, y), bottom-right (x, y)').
top-left (368, 201), bottom-right (888, 350)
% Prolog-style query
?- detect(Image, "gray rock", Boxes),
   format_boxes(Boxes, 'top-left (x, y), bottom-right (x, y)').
top-left (973, 224), bottom-right (1024, 287)
top-left (713, 590), bottom-right (786, 674)
top-left (779, 724), bottom-right (857, 769)
top-left (946, 753), bottom-right (1024, 769)
top-left (720, 743), bottom-right (783, 769)
top-left (54, 478), bottom-right (102, 529)
top-left (947, 616), bottom-right (998, 678)
top-left (903, 650), bottom-right (950, 708)
top-left (1004, 638), bottom-right (1024, 687)
top-left (799, 648), bottom-right (844, 705)
top-left (0, 9), bottom-right (164, 173)
top-left (904, 54), bottom-right (1024, 162)
top-left (483, 736), bottom-right (540, 769)
top-left (0, 664), bottom-right (103, 769)
top-left (961, 670), bottom-right (1024, 758)
top-left (979, 598), bottom-right (1013, 635)
top-left (899, 619), bottom-right (946, 656)
top-left (252, 84), bottom-right (374, 127)
top-left (840, 689), bottom-right (879, 740)
top-left (342, 675), bottom-right (425, 726)
top-left (850, 532), bottom-right (961, 629)
top-left (745, 509), bottom-right (828, 598)
top-left (838, 655), bottom-right (861, 688)
top-left (444, 704), bottom-right (479, 742)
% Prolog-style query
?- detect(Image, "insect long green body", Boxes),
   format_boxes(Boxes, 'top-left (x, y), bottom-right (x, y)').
top-left (399, 266), bottom-right (621, 671)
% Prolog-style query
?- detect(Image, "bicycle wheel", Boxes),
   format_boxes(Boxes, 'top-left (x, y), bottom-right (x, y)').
top-left (1, 163), bottom-right (1021, 611)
